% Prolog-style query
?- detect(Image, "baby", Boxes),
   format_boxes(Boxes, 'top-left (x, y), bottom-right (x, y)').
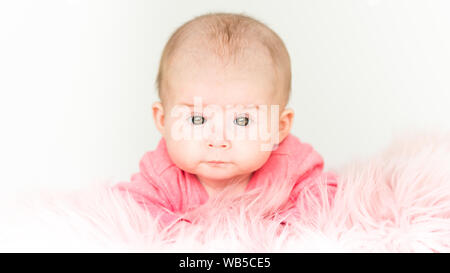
top-left (114, 12), bottom-right (338, 229)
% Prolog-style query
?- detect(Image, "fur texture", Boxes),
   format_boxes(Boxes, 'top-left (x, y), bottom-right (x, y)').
top-left (1, 131), bottom-right (449, 252)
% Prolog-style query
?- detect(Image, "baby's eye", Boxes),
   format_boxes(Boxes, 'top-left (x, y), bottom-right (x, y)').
top-left (234, 114), bottom-right (250, 126)
top-left (190, 113), bottom-right (206, 125)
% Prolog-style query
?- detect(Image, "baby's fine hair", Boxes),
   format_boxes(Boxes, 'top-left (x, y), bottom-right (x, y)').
top-left (155, 12), bottom-right (292, 107)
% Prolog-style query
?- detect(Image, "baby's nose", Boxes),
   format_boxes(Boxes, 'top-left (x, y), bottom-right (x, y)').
top-left (207, 139), bottom-right (231, 150)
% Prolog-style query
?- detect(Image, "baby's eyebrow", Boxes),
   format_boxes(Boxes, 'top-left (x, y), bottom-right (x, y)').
top-left (179, 103), bottom-right (260, 109)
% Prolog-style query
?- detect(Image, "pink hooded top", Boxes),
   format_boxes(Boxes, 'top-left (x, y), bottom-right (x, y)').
top-left (114, 133), bottom-right (338, 227)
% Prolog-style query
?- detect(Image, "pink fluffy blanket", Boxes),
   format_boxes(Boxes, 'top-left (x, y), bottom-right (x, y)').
top-left (2, 132), bottom-right (450, 252)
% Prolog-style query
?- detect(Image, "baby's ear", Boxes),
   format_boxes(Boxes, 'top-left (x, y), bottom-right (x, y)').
top-left (152, 101), bottom-right (165, 134)
top-left (278, 108), bottom-right (294, 144)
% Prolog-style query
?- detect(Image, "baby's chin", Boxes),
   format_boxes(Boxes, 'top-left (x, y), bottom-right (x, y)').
top-left (187, 162), bottom-right (243, 178)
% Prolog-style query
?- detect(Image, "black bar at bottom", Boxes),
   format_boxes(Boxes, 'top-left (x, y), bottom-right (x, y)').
top-left (0, 253), bottom-right (441, 272)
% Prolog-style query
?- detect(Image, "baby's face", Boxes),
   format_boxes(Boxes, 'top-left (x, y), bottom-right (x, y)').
top-left (154, 45), bottom-right (291, 182)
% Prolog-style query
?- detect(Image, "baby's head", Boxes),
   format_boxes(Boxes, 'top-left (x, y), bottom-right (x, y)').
top-left (152, 12), bottom-right (294, 186)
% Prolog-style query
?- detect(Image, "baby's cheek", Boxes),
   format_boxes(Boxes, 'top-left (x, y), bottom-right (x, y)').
top-left (166, 141), bottom-right (199, 170)
top-left (235, 143), bottom-right (272, 171)
top-left (256, 149), bottom-right (272, 166)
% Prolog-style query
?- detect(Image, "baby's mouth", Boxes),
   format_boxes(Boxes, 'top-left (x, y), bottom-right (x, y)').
top-left (205, 161), bottom-right (230, 167)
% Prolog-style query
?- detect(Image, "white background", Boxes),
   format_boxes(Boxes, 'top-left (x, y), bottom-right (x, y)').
top-left (1, 0), bottom-right (449, 193)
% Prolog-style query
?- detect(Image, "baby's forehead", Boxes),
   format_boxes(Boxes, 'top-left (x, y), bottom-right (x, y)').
top-left (169, 94), bottom-right (278, 112)
top-left (170, 36), bottom-right (274, 68)
top-left (176, 101), bottom-right (266, 108)
top-left (163, 37), bottom-right (284, 108)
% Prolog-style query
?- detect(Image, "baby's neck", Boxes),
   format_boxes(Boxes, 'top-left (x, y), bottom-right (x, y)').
top-left (196, 173), bottom-right (252, 198)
